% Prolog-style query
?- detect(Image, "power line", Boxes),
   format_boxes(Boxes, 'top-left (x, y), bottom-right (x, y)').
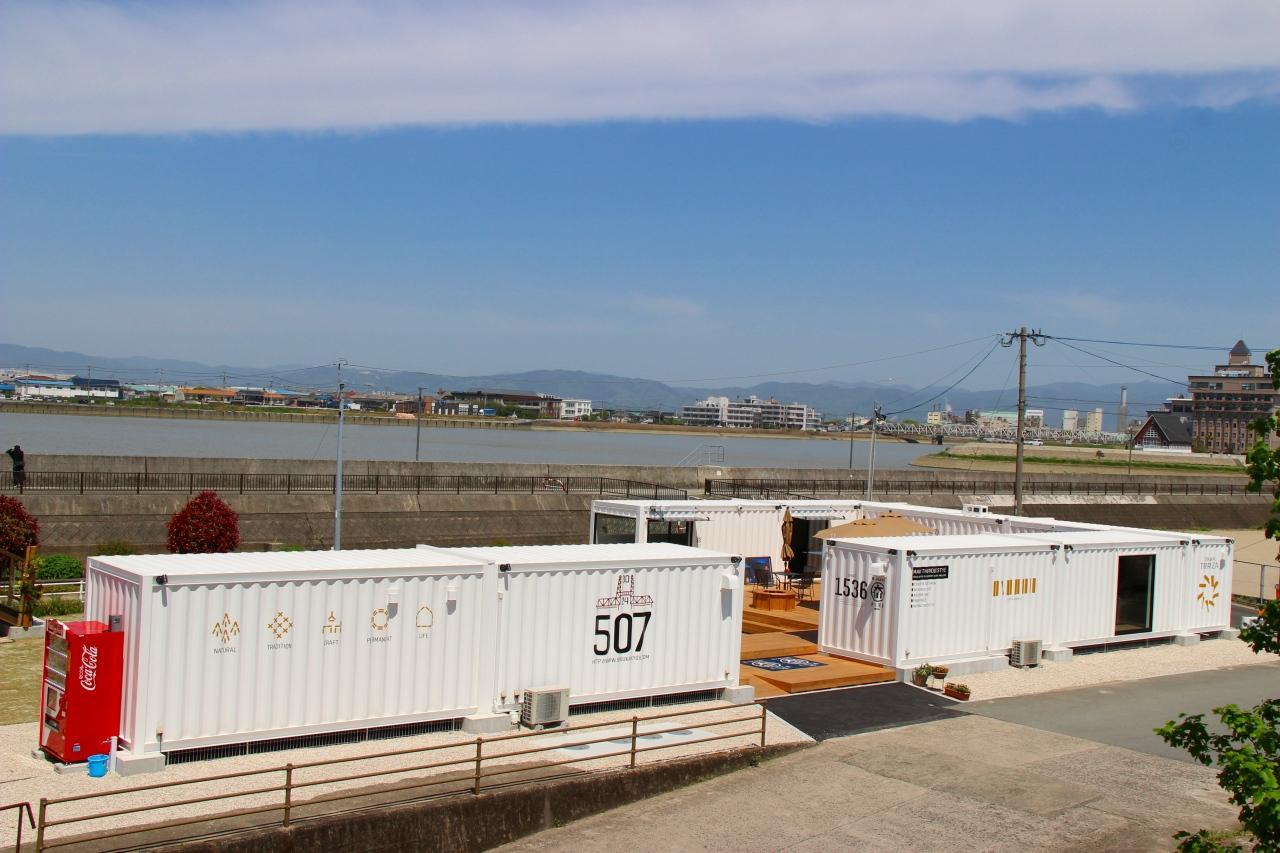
top-left (1054, 335), bottom-right (1278, 352)
top-left (1047, 338), bottom-right (1189, 387)
top-left (884, 339), bottom-right (1002, 417)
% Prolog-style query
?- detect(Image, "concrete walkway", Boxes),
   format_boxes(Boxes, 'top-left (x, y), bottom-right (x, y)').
top-left (499, 713), bottom-right (1237, 852)
top-left (499, 666), bottom-right (1280, 851)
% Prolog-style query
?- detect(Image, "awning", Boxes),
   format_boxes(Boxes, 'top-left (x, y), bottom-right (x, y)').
top-left (817, 513), bottom-right (936, 540)
top-left (787, 508), bottom-right (850, 520)
top-left (647, 510), bottom-right (711, 521)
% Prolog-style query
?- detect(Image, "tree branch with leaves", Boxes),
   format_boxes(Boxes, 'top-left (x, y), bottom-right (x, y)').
top-left (1157, 347), bottom-right (1280, 851)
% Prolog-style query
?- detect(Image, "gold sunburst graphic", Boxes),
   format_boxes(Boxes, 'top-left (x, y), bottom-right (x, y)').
top-left (212, 613), bottom-right (240, 644)
top-left (1196, 574), bottom-right (1220, 610)
top-left (267, 611), bottom-right (293, 639)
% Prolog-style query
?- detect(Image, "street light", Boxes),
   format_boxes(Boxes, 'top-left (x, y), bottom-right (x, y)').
top-left (333, 360), bottom-right (348, 550)
top-left (866, 403), bottom-right (884, 499)
top-left (415, 386), bottom-right (425, 462)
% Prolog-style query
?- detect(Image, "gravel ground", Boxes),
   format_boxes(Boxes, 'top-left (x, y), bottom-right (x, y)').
top-left (957, 637), bottom-right (1278, 701)
top-left (0, 698), bottom-right (810, 847)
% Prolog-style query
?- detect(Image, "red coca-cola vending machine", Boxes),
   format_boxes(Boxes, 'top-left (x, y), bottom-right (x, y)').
top-left (40, 619), bottom-right (124, 764)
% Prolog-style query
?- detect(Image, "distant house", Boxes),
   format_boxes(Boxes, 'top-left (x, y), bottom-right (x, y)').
top-left (1133, 413), bottom-right (1193, 453)
top-left (182, 387), bottom-right (237, 403)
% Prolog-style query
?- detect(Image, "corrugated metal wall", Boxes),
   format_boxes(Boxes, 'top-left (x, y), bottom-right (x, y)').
top-left (1046, 543), bottom-right (1186, 645)
top-left (493, 561), bottom-right (741, 708)
top-left (1186, 540), bottom-right (1233, 631)
top-left (693, 507), bottom-right (784, 569)
top-left (104, 569), bottom-right (487, 752)
top-left (85, 565), bottom-right (146, 750)
top-left (818, 547), bottom-right (896, 664)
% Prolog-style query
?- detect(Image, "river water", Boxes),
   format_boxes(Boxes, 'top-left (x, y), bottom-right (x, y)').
top-left (2, 412), bottom-right (936, 469)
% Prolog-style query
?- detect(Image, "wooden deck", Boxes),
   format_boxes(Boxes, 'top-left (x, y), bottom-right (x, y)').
top-left (741, 654), bottom-right (896, 695)
top-left (739, 594), bottom-right (896, 695)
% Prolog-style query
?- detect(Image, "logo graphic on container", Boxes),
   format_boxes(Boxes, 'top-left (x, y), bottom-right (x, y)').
top-left (370, 608), bottom-right (390, 631)
top-left (870, 578), bottom-right (886, 604)
top-left (1196, 574), bottom-right (1220, 610)
top-left (593, 575), bottom-right (654, 662)
top-left (596, 575), bottom-right (654, 609)
top-left (267, 611), bottom-right (293, 639)
top-left (321, 611), bottom-right (343, 634)
top-left (416, 606), bottom-right (433, 628)
top-left (212, 613), bottom-right (240, 644)
top-left (78, 646), bottom-right (98, 692)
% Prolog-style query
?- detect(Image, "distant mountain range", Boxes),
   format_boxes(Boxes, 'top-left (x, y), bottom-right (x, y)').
top-left (0, 343), bottom-right (1183, 427)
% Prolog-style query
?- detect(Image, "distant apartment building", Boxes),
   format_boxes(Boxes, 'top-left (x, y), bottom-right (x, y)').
top-left (680, 395), bottom-right (821, 430)
top-left (1061, 409), bottom-right (1079, 432)
top-left (559, 398), bottom-right (593, 420)
top-left (440, 389), bottom-right (561, 418)
top-left (978, 409), bottom-right (1043, 429)
top-left (15, 376), bottom-right (120, 401)
top-left (1085, 408), bottom-right (1104, 433)
top-left (1188, 340), bottom-right (1279, 453)
top-left (926, 410), bottom-right (944, 427)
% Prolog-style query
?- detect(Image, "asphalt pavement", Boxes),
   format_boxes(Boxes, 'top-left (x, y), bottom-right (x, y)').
top-left (963, 660), bottom-right (1280, 762)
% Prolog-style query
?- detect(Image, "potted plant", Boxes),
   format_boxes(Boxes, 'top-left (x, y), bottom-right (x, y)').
top-left (911, 664), bottom-right (932, 687)
top-left (944, 682), bottom-right (971, 701)
top-left (928, 664), bottom-right (949, 688)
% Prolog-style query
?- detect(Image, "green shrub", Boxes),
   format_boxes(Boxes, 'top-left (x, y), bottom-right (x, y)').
top-left (34, 554), bottom-right (83, 580)
top-left (97, 540), bottom-right (140, 556)
top-left (34, 596), bottom-right (83, 618)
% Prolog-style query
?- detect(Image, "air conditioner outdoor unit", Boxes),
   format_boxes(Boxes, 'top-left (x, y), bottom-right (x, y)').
top-left (521, 687), bottom-right (570, 728)
top-left (1009, 639), bottom-right (1042, 668)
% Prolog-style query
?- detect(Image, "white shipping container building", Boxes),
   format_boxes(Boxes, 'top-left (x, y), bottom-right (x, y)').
top-left (435, 544), bottom-right (744, 711)
top-left (589, 499), bottom-right (1072, 574)
top-left (86, 549), bottom-right (493, 764)
top-left (86, 543), bottom-right (747, 773)
top-left (818, 528), bottom-right (1234, 678)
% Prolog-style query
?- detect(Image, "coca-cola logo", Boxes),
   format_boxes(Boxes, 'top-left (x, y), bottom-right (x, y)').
top-left (78, 646), bottom-right (99, 692)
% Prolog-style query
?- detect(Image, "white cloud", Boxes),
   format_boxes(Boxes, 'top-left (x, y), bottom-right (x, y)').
top-left (2, 1), bottom-right (1279, 134)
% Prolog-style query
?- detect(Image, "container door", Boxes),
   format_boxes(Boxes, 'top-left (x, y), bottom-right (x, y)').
top-left (1116, 554), bottom-right (1155, 635)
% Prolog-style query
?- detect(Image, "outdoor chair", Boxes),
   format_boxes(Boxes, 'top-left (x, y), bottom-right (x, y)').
top-left (791, 573), bottom-right (816, 602)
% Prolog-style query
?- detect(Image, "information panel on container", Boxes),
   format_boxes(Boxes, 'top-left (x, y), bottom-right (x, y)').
top-left (910, 565), bottom-right (948, 609)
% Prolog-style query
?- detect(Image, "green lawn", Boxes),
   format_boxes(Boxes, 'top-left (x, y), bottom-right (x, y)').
top-left (935, 452), bottom-right (1244, 474)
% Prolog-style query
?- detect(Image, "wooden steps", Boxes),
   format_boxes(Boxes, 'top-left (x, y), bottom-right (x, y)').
top-left (741, 606), bottom-right (819, 634)
top-left (742, 654), bottom-right (896, 695)
top-left (738, 670), bottom-right (789, 699)
top-left (740, 632), bottom-right (819, 661)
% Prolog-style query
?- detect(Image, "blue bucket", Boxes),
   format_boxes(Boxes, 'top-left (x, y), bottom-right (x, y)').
top-left (86, 754), bottom-right (109, 778)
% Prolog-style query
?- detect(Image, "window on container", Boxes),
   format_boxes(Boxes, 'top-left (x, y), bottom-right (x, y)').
top-left (1115, 554), bottom-right (1155, 635)
top-left (592, 514), bottom-right (637, 544)
top-left (646, 519), bottom-right (694, 546)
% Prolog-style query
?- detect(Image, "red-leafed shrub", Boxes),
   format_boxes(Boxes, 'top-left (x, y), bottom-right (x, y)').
top-left (0, 495), bottom-right (39, 557)
top-left (166, 491), bottom-right (240, 554)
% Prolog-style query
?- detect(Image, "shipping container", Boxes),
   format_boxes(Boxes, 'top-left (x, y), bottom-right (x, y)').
top-left (86, 549), bottom-right (492, 755)
top-left (590, 498), bottom-right (1076, 575)
top-left (819, 528), bottom-right (1233, 674)
top-left (443, 543), bottom-right (744, 709)
top-left (590, 499), bottom-right (866, 574)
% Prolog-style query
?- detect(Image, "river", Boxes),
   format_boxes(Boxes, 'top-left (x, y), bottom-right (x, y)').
top-left (2, 412), bottom-right (936, 469)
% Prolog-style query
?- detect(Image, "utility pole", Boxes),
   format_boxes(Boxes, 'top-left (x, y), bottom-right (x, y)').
top-left (1000, 328), bottom-right (1046, 515)
top-left (865, 403), bottom-right (884, 499)
top-left (334, 360), bottom-right (348, 550)
top-left (415, 386), bottom-right (425, 462)
top-left (847, 412), bottom-right (855, 469)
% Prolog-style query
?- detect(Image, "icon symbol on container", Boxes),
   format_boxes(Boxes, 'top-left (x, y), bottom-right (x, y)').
top-left (370, 608), bottom-right (390, 631)
top-left (321, 611), bottom-right (343, 634)
top-left (212, 613), bottom-right (240, 644)
top-left (416, 606), bottom-right (433, 629)
top-left (1196, 574), bottom-right (1220, 610)
top-left (267, 611), bottom-right (293, 639)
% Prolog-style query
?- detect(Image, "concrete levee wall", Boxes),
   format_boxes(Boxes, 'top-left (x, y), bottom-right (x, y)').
top-left (19, 454), bottom-right (1253, 491)
top-left (20, 492), bottom-right (596, 559)
top-left (10, 455), bottom-right (1268, 557)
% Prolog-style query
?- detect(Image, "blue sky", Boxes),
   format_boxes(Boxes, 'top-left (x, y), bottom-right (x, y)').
top-left (1, 2), bottom-right (1278, 389)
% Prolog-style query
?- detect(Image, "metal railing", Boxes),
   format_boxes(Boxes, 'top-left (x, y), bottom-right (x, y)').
top-left (1, 473), bottom-right (687, 500)
top-left (705, 478), bottom-right (1252, 499)
top-left (23, 701), bottom-right (767, 851)
top-left (37, 580), bottom-right (85, 603)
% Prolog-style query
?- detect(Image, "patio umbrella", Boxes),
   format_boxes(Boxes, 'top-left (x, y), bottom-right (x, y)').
top-left (781, 509), bottom-right (795, 568)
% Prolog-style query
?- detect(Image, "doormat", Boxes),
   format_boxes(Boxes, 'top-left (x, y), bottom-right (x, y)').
top-left (743, 656), bottom-right (827, 671)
